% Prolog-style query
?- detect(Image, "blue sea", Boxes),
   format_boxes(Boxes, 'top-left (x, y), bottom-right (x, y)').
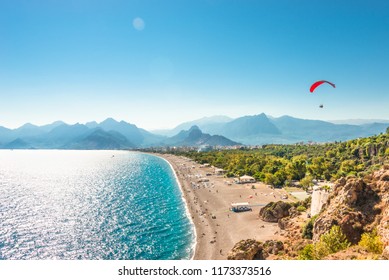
top-left (0, 150), bottom-right (195, 260)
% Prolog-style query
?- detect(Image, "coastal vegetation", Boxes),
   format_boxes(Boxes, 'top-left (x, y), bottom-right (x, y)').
top-left (302, 215), bottom-right (318, 239)
top-left (170, 131), bottom-right (389, 260)
top-left (358, 229), bottom-right (384, 254)
top-left (298, 227), bottom-right (385, 260)
top-left (172, 131), bottom-right (389, 187)
top-left (298, 225), bottom-right (351, 260)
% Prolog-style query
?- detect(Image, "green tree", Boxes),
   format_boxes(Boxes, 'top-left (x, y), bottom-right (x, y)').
top-left (358, 229), bottom-right (384, 254)
top-left (273, 169), bottom-right (287, 187)
top-left (340, 159), bottom-right (356, 174)
top-left (298, 244), bottom-right (314, 260)
top-left (320, 225), bottom-right (350, 254)
top-left (308, 157), bottom-right (326, 179)
top-left (299, 225), bottom-right (350, 260)
top-left (302, 215), bottom-right (318, 239)
top-left (285, 156), bottom-right (307, 180)
top-left (300, 175), bottom-right (314, 190)
top-left (264, 173), bottom-right (276, 186)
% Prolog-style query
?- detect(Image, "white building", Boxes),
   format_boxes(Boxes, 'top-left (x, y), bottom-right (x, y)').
top-left (238, 175), bottom-right (256, 184)
top-left (214, 168), bottom-right (226, 175)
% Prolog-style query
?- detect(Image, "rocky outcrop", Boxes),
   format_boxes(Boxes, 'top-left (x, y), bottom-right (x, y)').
top-left (229, 167), bottom-right (389, 260)
top-left (313, 168), bottom-right (389, 246)
top-left (382, 246), bottom-right (389, 260)
top-left (259, 201), bottom-right (293, 222)
top-left (374, 169), bottom-right (389, 248)
top-left (227, 239), bottom-right (265, 260)
top-left (278, 217), bottom-right (291, 230)
top-left (323, 246), bottom-right (382, 260)
top-left (227, 239), bottom-right (284, 260)
top-left (263, 240), bottom-right (284, 255)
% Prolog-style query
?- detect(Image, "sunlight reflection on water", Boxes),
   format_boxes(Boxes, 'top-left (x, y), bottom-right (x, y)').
top-left (0, 150), bottom-right (194, 260)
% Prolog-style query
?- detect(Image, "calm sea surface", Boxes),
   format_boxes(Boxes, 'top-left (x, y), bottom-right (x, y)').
top-left (0, 150), bottom-right (195, 260)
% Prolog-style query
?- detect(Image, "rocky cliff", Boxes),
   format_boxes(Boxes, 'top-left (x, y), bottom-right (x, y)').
top-left (313, 167), bottom-right (389, 249)
top-left (228, 166), bottom-right (389, 260)
top-left (227, 239), bottom-right (284, 260)
top-left (258, 201), bottom-right (292, 222)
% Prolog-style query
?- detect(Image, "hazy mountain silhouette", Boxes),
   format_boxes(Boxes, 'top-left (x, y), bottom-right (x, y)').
top-left (0, 118), bottom-right (162, 149)
top-left (63, 128), bottom-right (135, 150)
top-left (162, 125), bottom-right (240, 147)
top-left (41, 123), bottom-right (90, 148)
top-left (96, 118), bottom-right (165, 146)
top-left (40, 121), bottom-right (66, 132)
top-left (0, 114), bottom-right (388, 148)
top-left (163, 114), bottom-right (389, 145)
top-left (2, 138), bottom-right (32, 149)
top-left (269, 115), bottom-right (389, 144)
top-left (153, 115), bottom-right (233, 136)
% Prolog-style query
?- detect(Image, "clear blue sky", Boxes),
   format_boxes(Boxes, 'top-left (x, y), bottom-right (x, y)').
top-left (1, 0), bottom-right (389, 129)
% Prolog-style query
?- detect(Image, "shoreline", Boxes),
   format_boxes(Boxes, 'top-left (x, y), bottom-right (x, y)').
top-left (158, 156), bottom-right (198, 260)
top-left (156, 153), bottom-right (291, 260)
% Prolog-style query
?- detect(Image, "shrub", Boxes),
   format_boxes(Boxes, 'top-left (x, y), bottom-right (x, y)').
top-left (300, 196), bottom-right (312, 208)
top-left (358, 229), bottom-right (384, 254)
top-left (320, 225), bottom-right (350, 254)
top-left (300, 175), bottom-right (314, 190)
top-left (313, 240), bottom-right (331, 260)
top-left (302, 215), bottom-right (318, 239)
top-left (284, 180), bottom-right (294, 187)
top-left (296, 205), bottom-right (307, 212)
top-left (292, 196), bottom-right (311, 209)
top-left (298, 244), bottom-right (314, 260)
top-left (299, 225), bottom-right (350, 259)
top-left (298, 241), bottom-right (331, 260)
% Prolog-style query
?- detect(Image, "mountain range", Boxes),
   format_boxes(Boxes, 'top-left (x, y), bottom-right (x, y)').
top-left (155, 114), bottom-right (389, 145)
top-left (0, 118), bottom-right (238, 149)
top-left (160, 125), bottom-right (240, 147)
top-left (1, 114), bottom-right (388, 149)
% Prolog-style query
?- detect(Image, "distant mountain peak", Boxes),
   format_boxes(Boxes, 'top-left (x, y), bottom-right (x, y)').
top-left (63, 129), bottom-right (135, 150)
top-left (18, 122), bottom-right (38, 129)
top-left (158, 115), bottom-right (233, 137)
top-left (3, 138), bottom-right (32, 149)
top-left (188, 127), bottom-right (203, 140)
top-left (1, 114), bottom-right (388, 149)
top-left (189, 125), bottom-right (200, 131)
top-left (221, 114), bottom-right (281, 138)
top-left (100, 117), bottom-right (118, 124)
top-left (163, 125), bottom-right (239, 147)
top-left (85, 121), bottom-right (98, 128)
top-left (48, 120), bottom-right (65, 126)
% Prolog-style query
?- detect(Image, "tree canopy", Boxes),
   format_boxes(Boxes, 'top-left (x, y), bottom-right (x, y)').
top-left (167, 133), bottom-right (389, 187)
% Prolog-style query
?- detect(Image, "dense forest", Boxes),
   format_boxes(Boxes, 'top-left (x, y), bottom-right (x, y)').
top-left (168, 129), bottom-right (389, 188)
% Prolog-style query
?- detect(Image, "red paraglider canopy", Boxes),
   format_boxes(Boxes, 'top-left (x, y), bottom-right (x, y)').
top-left (310, 80), bottom-right (336, 93)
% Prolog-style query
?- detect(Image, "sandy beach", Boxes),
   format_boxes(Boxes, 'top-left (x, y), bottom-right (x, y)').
top-left (157, 153), bottom-right (295, 260)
